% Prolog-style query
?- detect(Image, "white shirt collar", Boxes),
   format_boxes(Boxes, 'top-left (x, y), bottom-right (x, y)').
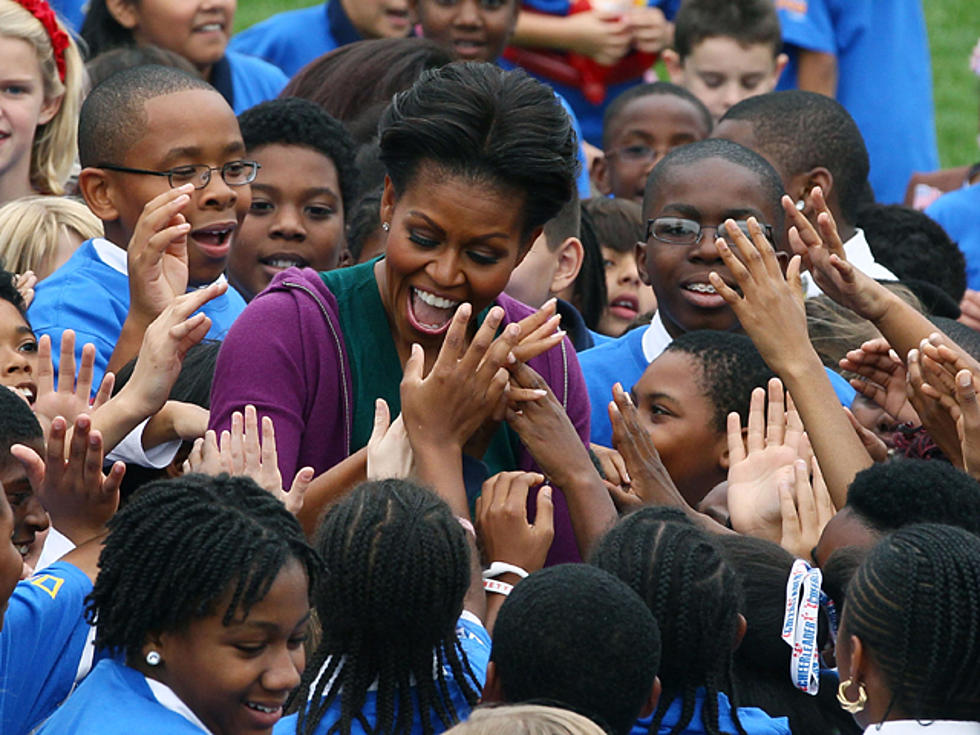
top-left (640, 311), bottom-right (672, 363)
top-left (90, 236), bottom-right (229, 289)
top-left (863, 721), bottom-right (980, 734)
top-left (145, 676), bottom-right (213, 732)
top-left (803, 228), bottom-right (897, 298)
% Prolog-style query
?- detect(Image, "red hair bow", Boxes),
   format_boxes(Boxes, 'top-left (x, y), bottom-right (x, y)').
top-left (15, 0), bottom-right (70, 82)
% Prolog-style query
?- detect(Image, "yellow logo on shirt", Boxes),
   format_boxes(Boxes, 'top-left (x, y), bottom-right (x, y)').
top-left (775, 0), bottom-right (808, 12)
top-left (30, 574), bottom-right (64, 600)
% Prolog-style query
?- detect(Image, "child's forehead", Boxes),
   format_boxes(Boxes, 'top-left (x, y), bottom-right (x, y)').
top-left (645, 157), bottom-right (775, 217)
top-left (611, 95), bottom-right (709, 140)
top-left (687, 35), bottom-right (778, 69)
top-left (125, 89), bottom-right (243, 164)
top-left (637, 349), bottom-right (702, 394)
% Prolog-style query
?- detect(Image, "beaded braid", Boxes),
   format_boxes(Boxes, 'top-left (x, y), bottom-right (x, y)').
top-left (592, 510), bottom-right (748, 735)
top-left (86, 473), bottom-right (320, 663)
top-left (290, 480), bottom-right (481, 735)
top-left (843, 523), bottom-right (980, 721)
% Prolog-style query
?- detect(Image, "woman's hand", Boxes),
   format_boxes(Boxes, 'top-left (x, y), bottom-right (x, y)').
top-left (366, 398), bottom-right (415, 481)
top-left (840, 338), bottom-right (920, 425)
top-left (476, 471), bottom-right (554, 574)
top-left (511, 298), bottom-right (566, 365)
top-left (726, 380), bottom-right (805, 542)
top-left (32, 331), bottom-right (114, 433)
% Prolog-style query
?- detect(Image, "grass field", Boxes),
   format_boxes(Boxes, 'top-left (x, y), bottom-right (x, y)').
top-left (235, 1), bottom-right (979, 168)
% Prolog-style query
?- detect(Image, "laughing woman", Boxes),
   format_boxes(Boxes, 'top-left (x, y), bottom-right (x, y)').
top-left (209, 63), bottom-right (591, 563)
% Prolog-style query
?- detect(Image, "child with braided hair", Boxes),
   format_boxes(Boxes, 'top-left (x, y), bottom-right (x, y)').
top-left (591, 508), bottom-right (792, 735)
top-left (36, 473), bottom-right (321, 735)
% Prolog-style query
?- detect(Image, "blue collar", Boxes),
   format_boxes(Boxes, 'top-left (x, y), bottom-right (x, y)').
top-left (327, 0), bottom-right (364, 47)
top-left (209, 54), bottom-right (234, 111)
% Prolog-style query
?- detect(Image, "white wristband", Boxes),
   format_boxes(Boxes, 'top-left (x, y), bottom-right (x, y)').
top-left (483, 561), bottom-right (530, 581)
top-left (483, 578), bottom-right (514, 596)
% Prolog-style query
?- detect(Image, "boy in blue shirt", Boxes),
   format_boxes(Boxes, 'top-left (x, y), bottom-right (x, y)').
top-left (774, 0), bottom-right (938, 204)
top-left (231, 0), bottom-right (413, 78)
top-left (28, 66), bottom-right (251, 387)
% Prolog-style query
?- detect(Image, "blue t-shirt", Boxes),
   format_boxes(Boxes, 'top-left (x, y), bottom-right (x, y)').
top-left (926, 183), bottom-right (980, 290)
top-left (633, 690), bottom-right (791, 735)
top-left (28, 239), bottom-right (247, 389)
top-left (36, 658), bottom-right (206, 734)
top-left (775, 0), bottom-right (938, 204)
top-left (48, 0), bottom-right (86, 30)
top-left (231, 2), bottom-right (361, 78)
top-left (210, 51), bottom-right (289, 115)
top-left (0, 562), bottom-right (92, 735)
top-left (275, 615), bottom-right (491, 735)
top-left (512, 0), bottom-right (682, 146)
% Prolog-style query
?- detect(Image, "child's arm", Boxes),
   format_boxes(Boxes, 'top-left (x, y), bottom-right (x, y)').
top-left (506, 361), bottom-right (618, 558)
top-left (795, 49), bottom-right (838, 97)
top-left (475, 471), bottom-right (554, 635)
top-left (709, 217), bottom-right (872, 509)
top-left (512, 8), bottom-right (633, 66)
top-left (106, 184), bottom-right (194, 377)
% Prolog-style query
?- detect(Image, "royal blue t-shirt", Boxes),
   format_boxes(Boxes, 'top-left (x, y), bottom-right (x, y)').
top-left (926, 183), bottom-right (980, 290)
top-left (0, 562), bottom-right (92, 735)
top-left (275, 614), bottom-right (491, 735)
top-left (633, 690), bottom-right (791, 735)
top-left (775, 0), bottom-right (938, 204)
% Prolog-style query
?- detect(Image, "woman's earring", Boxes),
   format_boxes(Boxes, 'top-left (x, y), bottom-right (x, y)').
top-left (382, 222), bottom-right (390, 232)
top-left (145, 650), bottom-right (162, 667)
top-left (836, 679), bottom-right (867, 713)
top-left (795, 199), bottom-right (806, 211)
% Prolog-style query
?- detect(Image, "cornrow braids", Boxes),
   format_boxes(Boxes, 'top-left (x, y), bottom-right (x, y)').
top-left (591, 509), bottom-right (748, 735)
top-left (843, 523), bottom-right (980, 721)
top-left (87, 473), bottom-right (320, 663)
top-left (290, 479), bottom-right (480, 735)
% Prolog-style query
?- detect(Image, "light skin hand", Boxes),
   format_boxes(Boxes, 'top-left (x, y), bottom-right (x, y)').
top-left (564, 9), bottom-right (634, 66)
top-left (778, 456), bottom-right (835, 561)
top-left (726, 379), bottom-right (804, 542)
top-left (14, 271), bottom-right (37, 308)
top-left (366, 398), bottom-right (415, 481)
top-left (10, 414), bottom-right (125, 545)
top-left (628, 6), bottom-right (669, 54)
top-left (840, 338), bottom-right (919, 425)
top-left (33, 331), bottom-right (114, 433)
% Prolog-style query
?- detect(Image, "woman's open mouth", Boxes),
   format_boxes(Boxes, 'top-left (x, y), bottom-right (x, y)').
top-left (407, 286), bottom-right (461, 336)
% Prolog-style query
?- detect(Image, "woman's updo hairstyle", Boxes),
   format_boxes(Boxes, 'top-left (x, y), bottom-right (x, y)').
top-left (378, 62), bottom-right (578, 242)
top-left (844, 523), bottom-right (980, 721)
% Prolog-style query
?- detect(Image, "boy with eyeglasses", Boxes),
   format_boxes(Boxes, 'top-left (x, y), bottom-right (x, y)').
top-left (580, 138), bottom-right (855, 446)
top-left (595, 81), bottom-right (712, 203)
top-left (29, 66), bottom-right (254, 386)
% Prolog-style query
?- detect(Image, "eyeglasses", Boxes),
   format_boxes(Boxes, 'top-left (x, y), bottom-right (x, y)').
top-left (96, 161), bottom-right (260, 189)
top-left (646, 217), bottom-right (774, 246)
top-left (606, 144), bottom-right (666, 165)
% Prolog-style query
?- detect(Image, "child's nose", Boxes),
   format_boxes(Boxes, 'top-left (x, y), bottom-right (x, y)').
top-left (262, 647), bottom-right (303, 693)
top-left (198, 172), bottom-right (238, 209)
top-left (23, 496), bottom-right (49, 534)
top-left (270, 206), bottom-right (306, 241)
top-left (2, 348), bottom-right (32, 376)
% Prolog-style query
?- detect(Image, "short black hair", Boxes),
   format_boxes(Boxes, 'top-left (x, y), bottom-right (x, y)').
top-left (238, 98), bottom-right (359, 222)
top-left (0, 385), bottom-right (42, 459)
top-left (492, 564), bottom-right (661, 735)
top-left (720, 91), bottom-right (869, 224)
top-left (844, 523), bottom-right (980, 720)
top-left (78, 64), bottom-right (215, 168)
top-left (643, 138), bottom-right (785, 239)
top-left (602, 81), bottom-right (713, 150)
top-left (583, 197), bottom-right (644, 254)
top-left (592, 511), bottom-right (746, 735)
top-left (928, 316), bottom-right (980, 361)
top-left (673, 0), bottom-right (782, 59)
top-left (291, 480), bottom-right (479, 735)
top-left (846, 459), bottom-right (980, 535)
top-left (87, 474), bottom-right (320, 663)
top-left (664, 330), bottom-right (775, 433)
top-left (0, 267), bottom-right (27, 315)
top-left (543, 196), bottom-right (582, 250)
top-left (857, 203), bottom-right (967, 303)
top-left (346, 187), bottom-right (384, 263)
top-left (379, 63), bottom-right (578, 241)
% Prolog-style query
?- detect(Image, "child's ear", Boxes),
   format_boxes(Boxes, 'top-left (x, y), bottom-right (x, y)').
top-left (549, 237), bottom-right (584, 295)
top-left (791, 167), bottom-right (834, 216)
top-left (106, 0), bottom-right (139, 29)
top-left (480, 661), bottom-right (504, 704)
top-left (77, 168), bottom-right (120, 222)
top-left (38, 93), bottom-right (64, 127)
top-left (594, 154), bottom-right (613, 196)
top-left (639, 675), bottom-right (662, 718)
top-left (716, 433), bottom-right (732, 473)
top-left (661, 49), bottom-right (684, 83)
top-left (772, 53), bottom-right (790, 88)
top-left (733, 612), bottom-right (748, 651)
top-left (635, 240), bottom-right (651, 285)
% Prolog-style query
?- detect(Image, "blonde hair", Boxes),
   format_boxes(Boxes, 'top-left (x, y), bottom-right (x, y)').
top-left (0, 0), bottom-right (84, 195)
top-left (0, 195), bottom-right (102, 278)
top-left (444, 705), bottom-right (606, 735)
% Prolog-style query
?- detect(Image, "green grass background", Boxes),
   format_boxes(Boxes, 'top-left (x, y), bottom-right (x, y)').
top-left (236, 1), bottom-right (979, 168)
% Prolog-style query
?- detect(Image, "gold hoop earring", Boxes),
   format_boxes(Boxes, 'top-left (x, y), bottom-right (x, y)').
top-left (837, 679), bottom-right (867, 713)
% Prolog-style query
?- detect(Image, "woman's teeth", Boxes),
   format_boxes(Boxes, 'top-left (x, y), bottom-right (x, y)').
top-left (414, 288), bottom-right (459, 309)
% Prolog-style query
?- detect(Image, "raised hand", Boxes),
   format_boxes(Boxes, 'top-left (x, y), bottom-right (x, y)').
top-left (727, 379), bottom-right (805, 542)
top-left (14, 271), bottom-right (37, 308)
top-left (778, 456), bottom-right (835, 561)
top-left (32, 331), bottom-right (114, 432)
top-left (476, 471), bottom-right (554, 575)
top-left (905, 346), bottom-right (964, 466)
top-left (366, 398), bottom-right (415, 481)
top-left (510, 298), bottom-right (566, 365)
top-left (840, 338), bottom-right (919, 425)
top-left (952, 368), bottom-right (980, 479)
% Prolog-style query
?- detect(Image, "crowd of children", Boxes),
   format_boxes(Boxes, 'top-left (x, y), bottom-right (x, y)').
top-left (1, 0), bottom-right (979, 734)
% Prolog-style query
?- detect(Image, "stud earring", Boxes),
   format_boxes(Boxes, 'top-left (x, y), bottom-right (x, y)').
top-left (795, 199), bottom-right (806, 211)
top-left (145, 650), bottom-right (162, 667)
top-left (382, 222), bottom-right (390, 232)
top-left (836, 679), bottom-right (867, 713)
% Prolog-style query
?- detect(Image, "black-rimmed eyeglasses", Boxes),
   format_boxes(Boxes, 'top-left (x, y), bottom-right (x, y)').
top-left (97, 161), bottom-right (260, 190)
top-left (646, 217), bottom-right (774, 246)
